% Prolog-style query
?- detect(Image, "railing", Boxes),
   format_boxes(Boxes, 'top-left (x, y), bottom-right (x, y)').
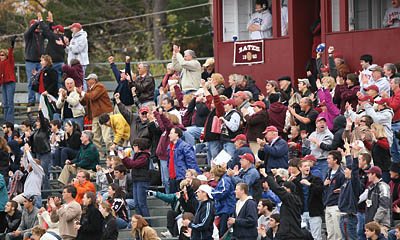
top-left (14, 57), bottom-right (212, 83)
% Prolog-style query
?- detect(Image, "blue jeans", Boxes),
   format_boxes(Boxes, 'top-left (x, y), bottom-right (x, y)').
top-left (392, 122), bottom-right (400, 163)
top-left (35, 152), bottom-right (52, 197)
top-left (132, 181), bottom-right (150, 217)
top-left (222, 141), bottom-right (236, 158)
top-left (64, 117), bottom-right (84, 132)
top-left (116, 217), bottom-right (129, 229)
top-left (52, 62), bottom-right (63, 89)
top-left (53, 147), bottom-right (78, 168)
top-left (315, 159), bottom-right (328, 180)
top-left (340, 214), bottom-right (358, 240)
top-left (207, 140), bottom-right (222, 163)
top-left (183, 126), bottom-right (203, 146)
top-left (357, 212), bottom-right (366, 240)
top-left (160, 160), bottom-right (170, 193)
top-left (25, 61), bottom-right (41, 104)
top-left (2, 82), bottom-right (16, 123)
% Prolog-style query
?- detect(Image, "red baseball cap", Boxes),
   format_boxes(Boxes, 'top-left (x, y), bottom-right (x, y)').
top-left (239, 153), bottom-right (254, 163)
top-left (70, 22), bottom-right (82, 30)
top-left (52, 25), bottom-right (65, 33)
top-left (301, 155), bottom-right (317, 162)
top-left (233, 91), bottom-right (248, 99)
top-left (251, 101), bottom-right (266, 109)
top-left (316, 116), bottom-right (327, 122)
top-left (375, 98), bottom-right (391, 106)
top-left (29, 19), bottom-right (37, 26)
top-left (262, 125), bottom-right (278, 134)
top-left (365, 166), bottom-right (382, 176)
top-left (363, 84), bottom-right (379, 92)
top-left (358, 95), bottom-right (374, 103)
top-left (139, 106), bottom-right (150, 113)
top-left (223, 98), bottom-right (236, 106)
top-left (320, 65), bottom-right (329, 73)
top-left (333, 52), bottom-right (344, 59)
top-left (231, 134), bottom-right (247, 142)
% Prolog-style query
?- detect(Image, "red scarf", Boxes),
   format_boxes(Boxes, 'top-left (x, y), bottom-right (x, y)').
top-left (169, 143), bottom-right (176, 179)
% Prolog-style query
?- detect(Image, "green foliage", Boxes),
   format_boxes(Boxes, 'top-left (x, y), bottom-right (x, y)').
top-left (0, 0), bottom-right (213, 78)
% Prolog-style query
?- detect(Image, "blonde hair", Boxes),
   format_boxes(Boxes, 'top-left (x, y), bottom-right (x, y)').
top-left (165, 113), bottom-right (180, 125)
top-left (183, 94), bottom-right (194, 105)
top-left (371, 123), bottom-right (387, 139)
top-left (0, 49), bottom-right (8, 58)
top-left (210, 165), bottom-right (227, 179)
top-left (211, 73), bottom-right (225, 85)
top-left (321, 76), bottom-right (336, 90)
top-left (41, 54), bottom-right (53, 66)
top-left (185, 169), bottom-right (198, 178)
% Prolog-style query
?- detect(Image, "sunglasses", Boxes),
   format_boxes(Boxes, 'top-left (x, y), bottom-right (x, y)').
top-left (2, 126), bottom-right (6, 129)
top-left (360, 120), bottom-right (366, 123)
top-left (0, 54), bottom-right (5, 57)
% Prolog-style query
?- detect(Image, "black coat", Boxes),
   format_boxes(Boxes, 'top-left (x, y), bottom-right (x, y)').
top-left (232, 198), bottom-right (258, 240)
top-left (76, 204), bottom-right (104, 240)
top-left (42, 22), bottom-right (65, 63)
top-left (24, 22), bottom-right (45, 62)
top-left (39, 66), bottom-right (59, 97)
top-left (101, 214), bottom-right (118, 240)
top-left (63, 130), bottom-right (82, 150)
top-left (30, 111), bottom-right (51, 154)
top-left (301, 174), bottom-right (324, 217)
top-left (189, 199), bottom-right (215, 240)
top-left (266, 176), bottom-right (304, 240)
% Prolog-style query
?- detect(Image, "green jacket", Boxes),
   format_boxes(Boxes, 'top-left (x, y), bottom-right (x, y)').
top-left (72, 142), bottom-right (99, 171)
top-left (156, 191), bottom-right (179, 211)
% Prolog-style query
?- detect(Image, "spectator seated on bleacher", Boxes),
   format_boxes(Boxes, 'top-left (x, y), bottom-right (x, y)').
top-left (58, 130), bottom-right (99, 185)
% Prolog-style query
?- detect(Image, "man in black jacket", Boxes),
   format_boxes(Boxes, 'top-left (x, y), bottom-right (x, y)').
top-left (182, 184), bottom-right (215, 240)
top-left (1, 201), bottom-right (22, 236)
top-left (298, 159), bottom-right (324, 240)
top-left (129, 62), bottom-right (155, 106)
top-left (228, 182), bottom-right (258, 240)
top-left (260, 169), bottom-right (304, 240)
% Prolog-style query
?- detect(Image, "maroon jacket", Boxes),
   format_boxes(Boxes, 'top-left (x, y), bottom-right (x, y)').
top-left (154, 111), bottom-right (185, 160)
top-left (244, 110), bottom-right (268, 142)
top-left (62, 63), bottom-right (84, 87)
top-left (334, 84), bottom-right (360, 114)
top-left (267, 102), bottom-right (288, 134)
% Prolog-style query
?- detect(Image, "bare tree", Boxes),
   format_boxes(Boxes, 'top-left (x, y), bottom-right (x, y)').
top-left (152, 0), bottom-right (167, 60)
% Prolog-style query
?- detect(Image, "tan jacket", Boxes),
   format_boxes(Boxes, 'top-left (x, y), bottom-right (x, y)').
top-left (81, 82), bottom-right (113, 119)
top-left (132, 226), bottom-right (160, 240)
top-left (55, 200), bottom-right (82, 239)
top-left (56, 87), bottom-right (85, 118)
top-left (172, 52), bottom-right (201, 91)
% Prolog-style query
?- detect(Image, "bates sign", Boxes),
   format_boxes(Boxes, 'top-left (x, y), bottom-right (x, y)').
top-left (233, 40), bottom-right (264, 65)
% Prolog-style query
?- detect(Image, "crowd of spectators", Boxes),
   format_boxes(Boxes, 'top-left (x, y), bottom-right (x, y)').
top-left (1, 6), bottom-right (400, 240)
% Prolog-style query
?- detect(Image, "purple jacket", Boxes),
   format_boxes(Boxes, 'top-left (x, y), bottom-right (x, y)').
top-left (317, 88), bottom-right (340, 131)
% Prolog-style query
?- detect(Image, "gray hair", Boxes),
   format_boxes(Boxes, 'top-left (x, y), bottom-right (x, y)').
top-left (393, 77), bottom-right (400, 85)
top-left (82, 130), bottom-right (93, 142)
top-left (229, 74), bottom-right (244, 84)
top-left (384, 63), bottom-right (397, 74)
top-left (139, 62), bottom-right (150, 71)
top-left (184, 49), bottom-right (196, 58)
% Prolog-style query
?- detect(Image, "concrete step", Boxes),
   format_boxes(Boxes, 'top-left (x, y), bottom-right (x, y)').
top-left (118, 227), bottom-right (178, 240)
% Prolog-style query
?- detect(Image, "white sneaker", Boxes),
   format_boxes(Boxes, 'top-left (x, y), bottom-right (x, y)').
top-left (161, 231), bottom-right (172, 238)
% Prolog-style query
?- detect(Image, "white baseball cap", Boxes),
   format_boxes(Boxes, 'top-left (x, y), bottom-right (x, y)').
top-left (196, 184), bottom-right (213, 199)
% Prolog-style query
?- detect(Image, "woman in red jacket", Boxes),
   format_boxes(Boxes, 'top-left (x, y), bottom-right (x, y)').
top-left (0, 37), bottom-right (17, 123)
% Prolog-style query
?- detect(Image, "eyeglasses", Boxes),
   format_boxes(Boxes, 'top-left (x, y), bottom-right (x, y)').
top-left (141, 112), bottom-right (148, 115)
top-left (360, 120), bottom-right (366, 123)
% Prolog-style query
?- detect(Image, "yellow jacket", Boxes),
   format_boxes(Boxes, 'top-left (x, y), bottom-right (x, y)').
top-left (110, 114), bottom-right (130, 144)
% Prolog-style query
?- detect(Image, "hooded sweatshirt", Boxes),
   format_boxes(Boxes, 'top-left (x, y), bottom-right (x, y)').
top-left (66, 30), bottom-right (89, 66)
top-left (268, 102), bottom-right (288, 133)
top-left (320, 115), bottom-right (346, 152)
